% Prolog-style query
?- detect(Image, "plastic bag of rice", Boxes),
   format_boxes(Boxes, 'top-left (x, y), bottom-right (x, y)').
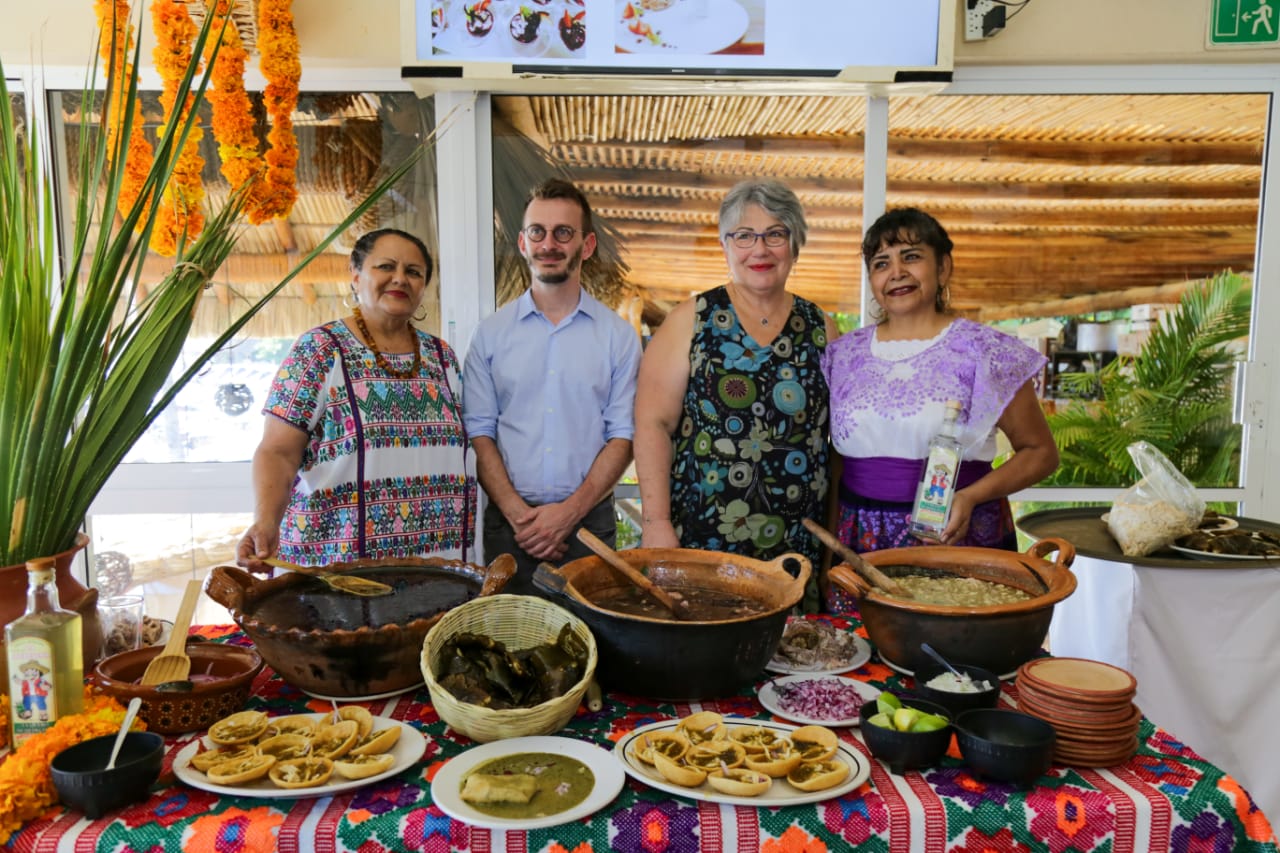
top-left (1106, 442), bottom-right (1204, 557)
top-left (1107, 490), bottom-right (1200, 557)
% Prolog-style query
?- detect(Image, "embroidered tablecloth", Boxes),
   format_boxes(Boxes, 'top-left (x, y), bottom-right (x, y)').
top-left (7, 619), bottom-right (1278, 853)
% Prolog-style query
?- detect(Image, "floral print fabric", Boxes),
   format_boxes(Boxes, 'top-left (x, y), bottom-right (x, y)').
top-left (264, 321), bottom-right (475, 564)
top-left (670, 286), bottom-right (829, 565)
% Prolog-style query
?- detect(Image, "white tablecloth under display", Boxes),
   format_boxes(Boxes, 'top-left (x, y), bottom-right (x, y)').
top-left (1019, 508), bottom-right (1280, 823)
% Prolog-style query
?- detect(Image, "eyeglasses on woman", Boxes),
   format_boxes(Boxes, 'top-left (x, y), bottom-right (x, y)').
top-left (724, 227), bottom-right (791, 249)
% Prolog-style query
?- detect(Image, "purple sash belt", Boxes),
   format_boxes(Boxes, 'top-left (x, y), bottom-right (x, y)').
top-left (841, 456), bottom-right (994, 504)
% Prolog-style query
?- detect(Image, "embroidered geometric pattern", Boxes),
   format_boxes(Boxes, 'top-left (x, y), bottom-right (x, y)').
top-left (11, 619), bottom-right (1277, 853)
top-left (265, 321), bottom-right (475, 564)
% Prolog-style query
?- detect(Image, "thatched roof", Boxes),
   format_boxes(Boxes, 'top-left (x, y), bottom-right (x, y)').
top-left (98, 90), bottom-right (1262, 336)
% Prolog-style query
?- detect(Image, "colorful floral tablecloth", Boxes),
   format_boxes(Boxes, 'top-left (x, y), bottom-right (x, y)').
top-left (6, 619), bottom-right (1278, 853)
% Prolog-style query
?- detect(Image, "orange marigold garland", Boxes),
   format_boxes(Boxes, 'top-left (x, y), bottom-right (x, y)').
top-left (253, 0), bottom-right (300, 223)
top-left (150, 0), bottom-right (206, 256)
top-left (0, 690), bottom-right (136, 845)
top-left (204, 0), bottom-right (269, 213)
top-left (94, 0), bottom-right (155, 221)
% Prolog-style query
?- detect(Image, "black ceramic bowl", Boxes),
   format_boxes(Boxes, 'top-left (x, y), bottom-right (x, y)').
top-left (858, 697), bottom-right (953, 774)
top-left (913, 662), bottom-right (1002, 718)
top-left (955, 708), bottom-right (1056, 788)
top-left (51, 732), bottom-right (164, 818)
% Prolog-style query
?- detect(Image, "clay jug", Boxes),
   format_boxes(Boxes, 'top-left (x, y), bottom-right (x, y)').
top-left (0, 533), bottom-right (102, 677)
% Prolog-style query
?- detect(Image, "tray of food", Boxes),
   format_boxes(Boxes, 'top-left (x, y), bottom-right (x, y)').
top-left (614, 712), bottom-right (869, 806)
top-left (766, 618), bottom-right (872, 675)
top-left (173, 707), bottom-right (426, 798)
top-left (430, 735), bottom-right (625, 829)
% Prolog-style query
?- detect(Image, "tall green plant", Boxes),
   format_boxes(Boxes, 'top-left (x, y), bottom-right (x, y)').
top-left (1044, 271), bottom-right (1251, 487)
top-left (0, 9), bottom-right (433, 565)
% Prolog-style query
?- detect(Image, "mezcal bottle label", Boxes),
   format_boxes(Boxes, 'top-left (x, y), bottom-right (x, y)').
top-left (8, 637), bottom-right (57, 747)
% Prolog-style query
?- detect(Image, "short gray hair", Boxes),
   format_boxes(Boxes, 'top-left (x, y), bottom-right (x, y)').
top-left (718, 179), bottom-right (807, 258)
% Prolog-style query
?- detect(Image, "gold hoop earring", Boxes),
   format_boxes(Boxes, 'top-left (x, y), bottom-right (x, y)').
top-left (343, 287), bottom-right (358, 310)
top-left (413, 304), bottom-right (429, 322)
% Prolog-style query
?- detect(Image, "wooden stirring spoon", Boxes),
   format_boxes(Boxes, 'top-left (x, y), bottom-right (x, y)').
top-left (140, 579), bottom-right (202, 686)
top-left (262, 557), bottom-right (393, 597)
top-left (574, 528), bottom-right (691, 619)
top-left (801, 517), bottom-right (913, 599)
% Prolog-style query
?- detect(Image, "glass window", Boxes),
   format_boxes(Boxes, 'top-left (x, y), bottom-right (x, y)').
top-left (886, 93), bottom-right (1263, 489)
top-left (491, 94), bottom-right (866, 324)
top-left (54, 90), bottom-right (439, 465)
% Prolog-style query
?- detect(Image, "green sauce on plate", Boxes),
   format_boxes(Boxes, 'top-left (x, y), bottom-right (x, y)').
top-left (460, 752), bottom-right (595, 818)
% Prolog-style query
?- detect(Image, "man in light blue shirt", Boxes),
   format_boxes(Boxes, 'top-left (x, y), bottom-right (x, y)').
top-left (463, 179), bottom-right (642, 592)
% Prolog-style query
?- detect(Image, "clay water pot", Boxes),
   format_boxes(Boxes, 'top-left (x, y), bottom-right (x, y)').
top-left (0, 533), bottom-right (101, 675)
top-left (541, 548), bottom-right (810, 700)
top-left (206, 554), bottom-right (515, 698)
top-left (829, 538), bottom-right (1076, 676)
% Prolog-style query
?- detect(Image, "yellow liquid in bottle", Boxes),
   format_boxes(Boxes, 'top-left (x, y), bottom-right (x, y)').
top-left (7, 610), bottom-right (83, 748)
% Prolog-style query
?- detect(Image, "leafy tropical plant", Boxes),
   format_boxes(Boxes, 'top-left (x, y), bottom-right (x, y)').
top-left (1043, 270), bottom-right (1251, 487)
top-left (0, 10), bottom-right (431, 566)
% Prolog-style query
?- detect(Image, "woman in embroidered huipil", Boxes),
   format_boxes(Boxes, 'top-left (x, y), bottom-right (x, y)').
top-left (634, 180), bottom-right (837, 607)
top-left (822, 208), bottom-right (1058, 614)
top-left (237, 229), bottom-right (476, 569)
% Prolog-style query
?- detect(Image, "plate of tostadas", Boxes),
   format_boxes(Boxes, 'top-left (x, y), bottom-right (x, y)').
top-left (614, 712), bottom-right (870, 807)
top-left (173, 707), bottom-right (427, 799)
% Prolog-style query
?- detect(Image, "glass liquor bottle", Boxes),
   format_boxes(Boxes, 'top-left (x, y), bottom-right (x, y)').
top-left (909, 400), bottom-right (964, 542)
top-left (6, 557), bottom-right (83, 748)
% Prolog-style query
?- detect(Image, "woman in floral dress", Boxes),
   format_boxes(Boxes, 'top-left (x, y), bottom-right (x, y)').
top-left (634, 180), bottom-right (837, 609)
top-left (237, 228), bottom-right (476, 569)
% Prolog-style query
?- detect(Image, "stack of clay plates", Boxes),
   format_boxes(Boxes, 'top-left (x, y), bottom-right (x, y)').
top-left (1016, 657), bottom-right (1141, 768)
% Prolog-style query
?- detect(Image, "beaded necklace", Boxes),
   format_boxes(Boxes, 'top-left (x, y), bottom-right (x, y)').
top-left (352, 306), bottom-right (422, 379)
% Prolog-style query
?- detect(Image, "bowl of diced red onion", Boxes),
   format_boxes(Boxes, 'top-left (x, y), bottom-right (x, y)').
top-left (90, 642), bottom-right (264, 734)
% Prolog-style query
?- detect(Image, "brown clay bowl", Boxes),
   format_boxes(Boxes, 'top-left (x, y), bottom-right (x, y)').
top-left (206, 554), bottom-right (515, 698)
top-left (829, 538), bottom-right (1076, 675)
top-left (90, 642), bottom-right (264, 734)
top-left (541, 548), bottom-right (810, 700)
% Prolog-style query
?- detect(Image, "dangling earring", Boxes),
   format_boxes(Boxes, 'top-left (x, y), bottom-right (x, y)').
top-left (343, 286), bottom-right (358, 310)
top-left (935, 282), bottom-right (951, 313)
top-left (412, 303), bottom-right (430, 322)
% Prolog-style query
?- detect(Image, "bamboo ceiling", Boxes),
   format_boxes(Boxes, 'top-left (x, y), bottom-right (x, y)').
top-left (107, 90), bottom-right (1265, 335)
top-left (496, 93), bottom-right (1266, 323)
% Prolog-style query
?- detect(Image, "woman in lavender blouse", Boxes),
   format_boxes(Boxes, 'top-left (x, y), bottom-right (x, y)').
top-left (821, 208), bottom-right (1058, 614)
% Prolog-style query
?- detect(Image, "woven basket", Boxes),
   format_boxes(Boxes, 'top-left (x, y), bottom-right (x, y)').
top-left (421, 594), bottom-right (597, 743)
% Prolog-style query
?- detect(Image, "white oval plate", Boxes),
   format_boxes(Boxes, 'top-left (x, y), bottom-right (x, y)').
top-left (757, 674), bottom-right (880, 727)
top-left (615, 0), bottom-right (749, 55)
top-left (431, 736), bottom-right (625, 830)
top-left (1169, 543), bottom-right (1274, 561)
top-left (766, 628), bottom-right (872, 676)
top-left (614, 719), bottom-right (870, 807)
top-left (173, 714), bottom-right (427, 799)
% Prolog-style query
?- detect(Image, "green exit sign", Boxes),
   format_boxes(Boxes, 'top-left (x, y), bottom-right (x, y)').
top-left (1208, 0), bottom-right (1279, 47)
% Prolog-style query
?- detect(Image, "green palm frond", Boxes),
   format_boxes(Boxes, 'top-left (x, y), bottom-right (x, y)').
top-left (0, 8), bottom-right (435, 564)
top-left (1044, 270), bottom-right (1249, 487)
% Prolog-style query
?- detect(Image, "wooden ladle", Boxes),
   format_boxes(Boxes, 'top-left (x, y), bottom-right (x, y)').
top-left (801, 517), bottom-right (913, 599)
top-left (574, 528), bottom-right (691, 619)
top-left (139, 579), bottom-right (202, 686)
top-left (262, 557), bottom-right (393, 597)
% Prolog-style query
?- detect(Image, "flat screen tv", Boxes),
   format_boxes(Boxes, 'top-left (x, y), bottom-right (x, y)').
top-left (401, 0), bottom-right (956, 93)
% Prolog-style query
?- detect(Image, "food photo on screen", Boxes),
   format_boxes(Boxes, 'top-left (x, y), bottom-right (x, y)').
top-left (429, 0), bottom-right (591, 59)
top-left (616, 0), bottom-right (763, 56)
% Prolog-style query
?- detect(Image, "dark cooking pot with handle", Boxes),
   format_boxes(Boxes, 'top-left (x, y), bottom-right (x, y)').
top-left (536, 548), bottom-right (810, 701)
top-left (207, 554), bottom-right (515, 698)
top-left (829, 538), bottom-right (1075, 676)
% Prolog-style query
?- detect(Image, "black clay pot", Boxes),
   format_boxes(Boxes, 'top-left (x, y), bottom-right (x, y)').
top-left (51, 732), bottom-right (164, 818)
top-left (829, 538), bottom-right (1077, 675)
top-left (206, 554), bottom-right (515, 698)
top-left (859, 697), bottom-right (953, 774)
top-left (538, 548), bottom-right (810, 701)
top-left (955, 708), bottom-right (1056, 788)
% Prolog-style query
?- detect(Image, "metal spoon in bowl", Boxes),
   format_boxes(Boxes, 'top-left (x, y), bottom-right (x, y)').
top-left (105, 697), bottom-right (143, 771)
top-left (921, 642), bottom-right (967, 682)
